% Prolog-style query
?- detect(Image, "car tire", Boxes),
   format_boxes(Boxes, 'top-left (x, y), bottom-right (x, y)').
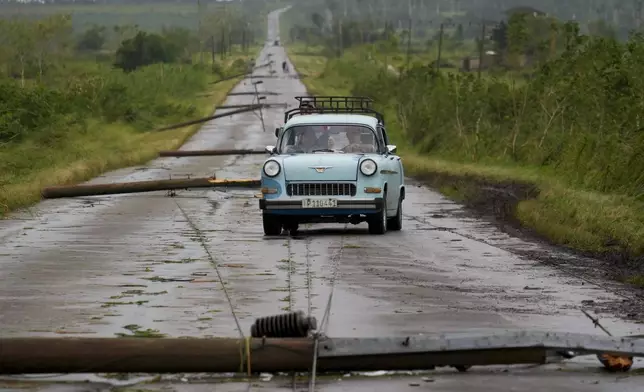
top-left (263, 212), bottom-right (282, 236)
top-left (285, 222), bottom-right (299, 235)
top-left (387, 197), bottom-right (403, 231)
top-left (368, 193), bottom-right (387, 235)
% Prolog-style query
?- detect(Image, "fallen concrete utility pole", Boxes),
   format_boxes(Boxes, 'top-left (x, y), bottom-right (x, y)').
top-left (199, 91), bottom-right (279, 98)
top-left (41, 178), bottom-right (260, 199)
top-left (254, 61), bottom-right (274, 69)
top-left (152, 105), bottom-right (263, 132)
top-left (1, 330), bottom-right (643, 374)
top-left (210, 71), bottom-right (252, 84)
top-left (208, 62), bottom-right (274, 85)
top-left (228, 91), bottom-right (280, 96)
top-left (216, 103), bottom-right (286, 110)
top-left (159, 149), bottom-right (265, 157)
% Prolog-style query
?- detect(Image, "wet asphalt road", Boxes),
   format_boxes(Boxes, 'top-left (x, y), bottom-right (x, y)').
top-left (1, 8), bottom-right (644, 391)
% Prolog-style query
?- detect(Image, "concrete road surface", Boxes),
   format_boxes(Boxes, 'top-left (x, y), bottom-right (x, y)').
top-left (1, 7), bottom-right (643, 392)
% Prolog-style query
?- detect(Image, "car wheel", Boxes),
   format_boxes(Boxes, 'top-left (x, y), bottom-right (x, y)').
top-left (285, 222), bottom-right (299, 235)
top-left (368, 193), bottom-right (387, 235)
top-left (387, 197), bottom-right (403, 231)
top-left (263, 212), bottom-right (282, 236)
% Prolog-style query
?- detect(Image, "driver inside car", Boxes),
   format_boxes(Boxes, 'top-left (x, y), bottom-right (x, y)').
top-left (285, 128), bottom-right (323, 153)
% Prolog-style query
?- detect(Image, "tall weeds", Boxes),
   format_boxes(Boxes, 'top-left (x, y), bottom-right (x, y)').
top-left (325, 35), bottom-right (644, 198)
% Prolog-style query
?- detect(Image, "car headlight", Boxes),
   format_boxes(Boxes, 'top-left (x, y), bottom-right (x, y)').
top-left (360, 159), bottom-right (377, 176)
top-left (263, 160), bottom-right (281, 177)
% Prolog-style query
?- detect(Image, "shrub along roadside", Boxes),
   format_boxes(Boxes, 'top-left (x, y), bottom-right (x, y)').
top-left (286, 44), bottom-right (644, 285)
top-left (0, 48), bottom-right (257, 215)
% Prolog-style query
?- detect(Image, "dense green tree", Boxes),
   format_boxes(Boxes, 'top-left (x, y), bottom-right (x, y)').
top-left (77, 25), bottom-right (107, 51)
top-left (114, 31), bottom-right (180, 71)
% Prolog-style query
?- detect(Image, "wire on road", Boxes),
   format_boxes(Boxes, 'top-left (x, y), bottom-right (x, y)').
top-left (174, 200), bottom-right (245, 338)
top-left (308, 225), bottom-right (347, 392)
top-left (174, 199), bottom-right (254, 391)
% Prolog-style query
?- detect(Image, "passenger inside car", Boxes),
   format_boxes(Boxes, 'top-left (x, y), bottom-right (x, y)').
top-left (342, 127), bottom-right (376, 153)
top-left (281, 126), bottom-right (377, 154)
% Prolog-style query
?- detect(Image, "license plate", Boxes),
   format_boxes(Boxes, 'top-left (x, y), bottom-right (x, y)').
top-left (301, 198), bottom-right (337, 208)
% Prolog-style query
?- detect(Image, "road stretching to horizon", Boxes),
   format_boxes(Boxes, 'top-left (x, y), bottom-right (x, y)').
top-left (0, 7), bottom-right (643, 392)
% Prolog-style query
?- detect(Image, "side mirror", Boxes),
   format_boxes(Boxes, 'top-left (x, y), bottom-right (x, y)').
top-left (386, 145), bottom-right (397, 154)
top-left (265, 145), bottom-right (276, 154)
top-left (274, 127), bottom-right (282, 137)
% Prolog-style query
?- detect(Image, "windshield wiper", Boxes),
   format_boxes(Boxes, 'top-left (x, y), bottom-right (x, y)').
top-left (311, 148), bottom-right (337, 153)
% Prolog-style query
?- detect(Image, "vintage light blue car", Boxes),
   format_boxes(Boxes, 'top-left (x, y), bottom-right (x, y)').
top-left (258, 96), bottom-right (405, 235)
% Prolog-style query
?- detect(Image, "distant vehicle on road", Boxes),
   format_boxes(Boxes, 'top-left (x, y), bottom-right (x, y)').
top-left (259, 96), bottom-right (405, 235)
top-left (274, 39), bottom-right (279, 46)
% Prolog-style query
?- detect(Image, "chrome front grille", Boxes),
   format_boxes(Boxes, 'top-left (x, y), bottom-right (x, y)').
top-left (287, 182), bottom-right (357, 197)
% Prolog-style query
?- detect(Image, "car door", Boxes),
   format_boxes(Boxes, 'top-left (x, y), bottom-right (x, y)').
top-left (376, 125), bottom-right (401, 212)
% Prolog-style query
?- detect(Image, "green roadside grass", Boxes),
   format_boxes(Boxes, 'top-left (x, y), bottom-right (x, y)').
top-left (286, 45), bottom-right (644, 283)
top-left (0, 48), bottom-right (258, 216)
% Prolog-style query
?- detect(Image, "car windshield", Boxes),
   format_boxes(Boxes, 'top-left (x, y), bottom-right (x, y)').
top-left (277, 124), bottom-right (379, 154)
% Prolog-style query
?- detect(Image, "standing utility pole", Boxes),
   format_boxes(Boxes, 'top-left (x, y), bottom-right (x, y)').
top-left (478, 21), bottom-right (486, 79)
top-left (211, 35), bottom-right (216, 72)
top-left (337, 18), bottom-right (343, 57)
top-left (405, 18), bottom-right (412, 71)
top-left (435, 23), bottom-right (444, 74)
top-left (197, 0), bottom-right (204, 65)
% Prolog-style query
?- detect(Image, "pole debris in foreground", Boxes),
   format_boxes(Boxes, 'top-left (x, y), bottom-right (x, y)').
top-left (580, 309), bottom-right (636, 371)
top-left (41, 178), bottom-right (261, 199)
top-left (1, 327), bottom-right (643, 375)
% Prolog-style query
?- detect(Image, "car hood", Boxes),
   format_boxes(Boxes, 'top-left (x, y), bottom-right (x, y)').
top-left (282, 154), bottom-right (362, 181)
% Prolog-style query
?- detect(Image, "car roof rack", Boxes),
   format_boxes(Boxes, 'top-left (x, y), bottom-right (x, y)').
top-left (284, 96), bottom-right (385, 125)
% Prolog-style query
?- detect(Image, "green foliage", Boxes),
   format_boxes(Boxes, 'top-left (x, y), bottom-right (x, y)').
top-left (76, 25), bottom-right (106, 51)
top-left (0, 63), bottom-right (207, 146)
top-left (0, 1), bottom-right (278, 214)
top-left (0, 1), bottom-right (269, 146)
top-left (0, 14), bottom-right (74, 83)
top-left (282, 0), bottom-right (644, 200)
top-left (114, 31), bottom-right (180, 71)
top-left (315, 31), bottom-right (644, 199)
top-left (160, 26), bottom-right (199, 63)
top-left (279, 0), bottom-right (643, 39)
top-left (0, 0), bottom-right (286, 40)
top-left (0, 9), bottom-right (258, 147)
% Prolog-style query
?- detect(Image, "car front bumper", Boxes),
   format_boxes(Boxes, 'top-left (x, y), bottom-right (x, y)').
top-left (259, 197), bottom-right (384, 215)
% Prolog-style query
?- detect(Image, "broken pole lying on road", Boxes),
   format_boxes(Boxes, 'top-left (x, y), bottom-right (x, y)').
top-left (208, 62), bottom-right (275, 85)
top-left (228, 91), bottom-right (280, 96)
top-left (198, 91), bottom-right (279, 98)
top-left (41, 178), bottom-right (261, 199)
top-left (158, 149), bottom-right (265, 157)
top-left (209, 71), bottom-right (252, 84)
top-left (253, 61), bottom-right (274, 69)
top-left (152, 105), bottom-right (264, 132)
top-left (216, 103), bottom-right (287, 110)
top-left (1, 330), bottom-right (643, 374)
